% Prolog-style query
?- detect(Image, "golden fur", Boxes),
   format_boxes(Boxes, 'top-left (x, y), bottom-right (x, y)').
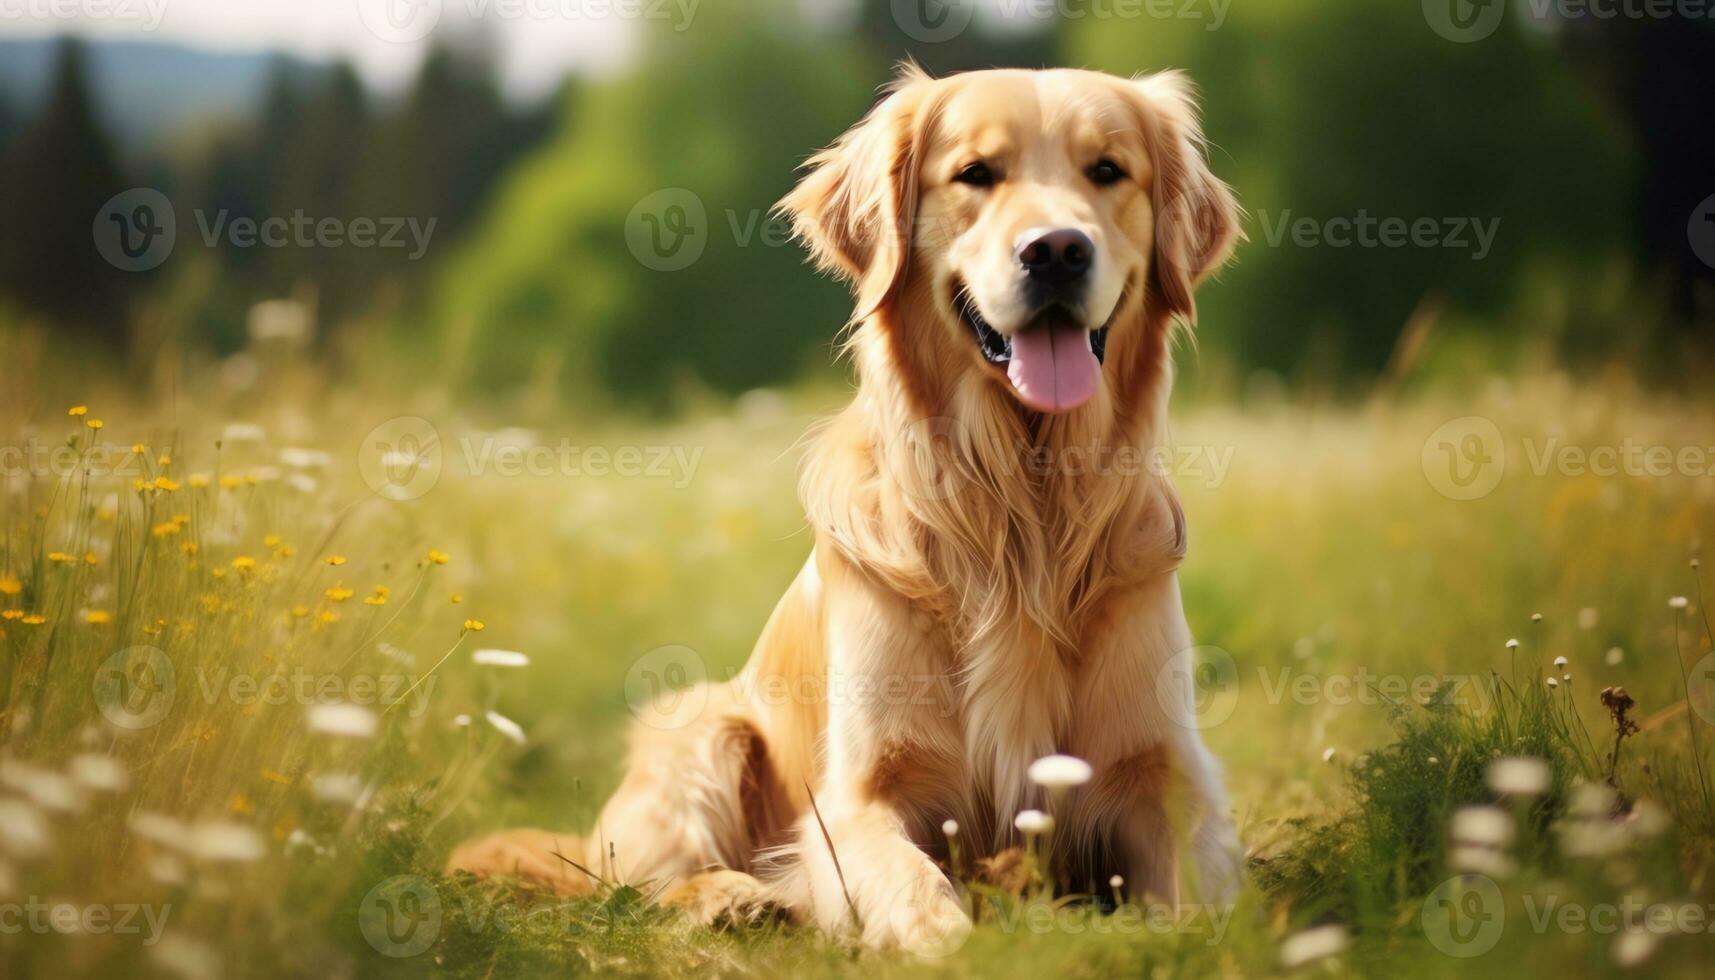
top-left (448, 65), bottom-right (1243, 952)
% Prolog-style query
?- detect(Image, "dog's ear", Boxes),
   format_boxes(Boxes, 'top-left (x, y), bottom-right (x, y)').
top-left (1130, 71), bottom-right (1242, 323)
top-left (777, 65), bottom-right (937, 318)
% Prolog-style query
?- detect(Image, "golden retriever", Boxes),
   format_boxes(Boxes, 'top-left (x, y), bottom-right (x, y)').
top-left (448, 64), bottom-right (1243, 953)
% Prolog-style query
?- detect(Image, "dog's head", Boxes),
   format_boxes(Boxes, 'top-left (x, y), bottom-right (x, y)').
top-left (780, 66), bottom-right (1238, 416)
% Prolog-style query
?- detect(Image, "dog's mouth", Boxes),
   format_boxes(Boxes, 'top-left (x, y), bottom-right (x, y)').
top-left (955, 285), bottom-right (1112, 414)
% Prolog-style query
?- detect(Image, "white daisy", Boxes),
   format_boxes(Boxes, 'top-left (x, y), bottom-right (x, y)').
top-left (486, 710), bottom-right (527, 745)
top-left (1027, 754), bottom-right (1092, 789)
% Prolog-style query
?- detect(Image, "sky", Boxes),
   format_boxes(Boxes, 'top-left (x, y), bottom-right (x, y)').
top-left (0, 0), bottom-right (656, 99)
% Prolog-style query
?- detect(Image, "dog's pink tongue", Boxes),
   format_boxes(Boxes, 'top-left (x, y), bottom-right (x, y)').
top-left (1006, 323), bottom-right (1099, 413)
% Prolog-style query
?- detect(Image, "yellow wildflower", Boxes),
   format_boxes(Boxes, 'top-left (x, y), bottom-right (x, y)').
top-left (364, 594), bottom-right (387, 606)
top-left (219, 475), bottom-right (244, 490)
top-left (86, 419), bottom-right (103, 430)
top-left (463, 619), bottom-right (485, 632)
top-left (68, 405), bottom-right (88, 417)
top-left (21, 614), bottom-right (45, 625)
top-left (232, 556), bottom-right (257, 573)
top-left (84, 610), bottom-right (112, 625)
top-left (1, 610), bottom-right (22, 621)
top-left (0, 577), bottom-right (19, 596)
top-left (132, 443), bottom-right (147, 454)
top-left (84, 553), bottom-right (98, 566)
top-left (263, 534), bottom-right (282, 548)
top-left (154, 476), bottom-right (180, 492)
top-left (47, 552), bottom-right (72, 563)
top-left (188, 473), bottom-right (211, 488)
top-left (152, 522), bottom-right (181, 537)
top-left (157, 454), bottom-right (172, 465)
top-left (324, 586), bottom-right (354, 602)
top-left (228, 793), bottom-right (254, 816)
top-left (325, 555), bottom-right (347, 566)
top-left (289, 605), bottom-right (310, 619)
top-left (260, 769), bottom-right (291, 785)
top-left (426, 549), bottom-right (450, 565)
top-left (318, 610), bottom-right (340, 624)
top-left (449, 593), bottom-right (464, 604)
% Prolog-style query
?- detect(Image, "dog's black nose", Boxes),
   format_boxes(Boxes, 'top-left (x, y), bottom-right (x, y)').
top-left (1016, 227), bottom-right (1094, 287)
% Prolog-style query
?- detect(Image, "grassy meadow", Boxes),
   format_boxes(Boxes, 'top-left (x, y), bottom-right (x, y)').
top-left (0, 342), bottom-right (1712, 978)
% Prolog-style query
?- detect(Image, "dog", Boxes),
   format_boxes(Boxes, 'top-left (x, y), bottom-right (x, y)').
top-left (448, 64), bottom-right (1243, 953)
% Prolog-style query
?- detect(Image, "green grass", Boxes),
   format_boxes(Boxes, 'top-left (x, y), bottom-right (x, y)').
top-left (0, 357), bottom-right (1712, 977)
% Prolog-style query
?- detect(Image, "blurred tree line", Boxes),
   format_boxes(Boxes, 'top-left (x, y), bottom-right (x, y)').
top-left (0, 35), bottom-right (557, 352)
top-left (0, 1), bottom-right (1710, 399)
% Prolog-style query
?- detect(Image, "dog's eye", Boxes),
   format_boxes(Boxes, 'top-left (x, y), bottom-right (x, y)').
top-left (1089, 159), bottom-right (1127, 186)
top-left (954, 162), bottom-right (995, 188)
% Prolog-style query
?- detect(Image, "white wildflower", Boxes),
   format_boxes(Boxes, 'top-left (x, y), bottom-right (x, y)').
top-left (1611, 928), bottom-right (1658, 968)
top-left (311, 773), bottom-right (366, 807)
top-left (941, 819), bottom-right (959, 838)
top-left (150, 934), bottom-right (222, 980)
top-left (1451, 806), bottom-right (1514, 848)
top-left (485, 710), bottom-right (526, 745)
top-left (1027, 754), bottom-right (1092, 789)
top-left (189, 821), bottom-right (265, 863)
top-left (307, 703), bottom-right (378, 739)
top-left (1605, 647), bottom-right (1624, 666)
top-left (1279, 924), bottom-right (1349, 969)
top-left (1487, 757), bottom-right (1551, 796)
top-left (68, 754), bottom-right (128, 793)
top-left (1322, 747), bottom-right (1338, 763)
top-left (1669, 596), bottom-right (1688, 610)
top-left (1505, 639), bottom-right (1520, 650)
top-left (0, 799), bottom-right (50, 857)
top-left (1577, 607), bottom-right (1598, 630)
top-left (221, 423), bottom-right (266, 444)
top-left (279, 448), bottom-right (331, 469)
top-left (1014, 809), bottom-right (1053, 835)
top-left (1553, 656), bottom-right (1568, 668)
top-left (130, 811), bottom-right (194, 851)
top-left (0, 759), bottom-right (81, 812)
top-left (472, 649), bottom-right (530, 669)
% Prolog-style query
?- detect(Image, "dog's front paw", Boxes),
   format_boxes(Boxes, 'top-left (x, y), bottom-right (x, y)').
top-left (444, 829), bottom-right (592, 897)
top-left (661, 869), bottom-right (782, 928)
top-left (881, 872), bottom-right (972, 958)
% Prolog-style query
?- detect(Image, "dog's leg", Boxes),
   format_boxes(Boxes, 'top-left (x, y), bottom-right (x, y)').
top-left (444, 828), bottom-right (594, 896)
top-left (787, 556), bottom-right (970, 954)
top-left (1073, 574), bottom-right (1243, 907)
top-left (447, 682), bottom-right (791, 898)
top-left (660, 868), bottom-right (779, 927)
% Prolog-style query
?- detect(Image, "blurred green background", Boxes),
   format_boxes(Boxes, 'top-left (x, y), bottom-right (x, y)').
top-left (0, 0), bottom-right (1711, 405)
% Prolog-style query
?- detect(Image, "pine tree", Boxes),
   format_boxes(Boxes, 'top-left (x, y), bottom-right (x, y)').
top-left (0, 37), bottom-right (133, 337)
